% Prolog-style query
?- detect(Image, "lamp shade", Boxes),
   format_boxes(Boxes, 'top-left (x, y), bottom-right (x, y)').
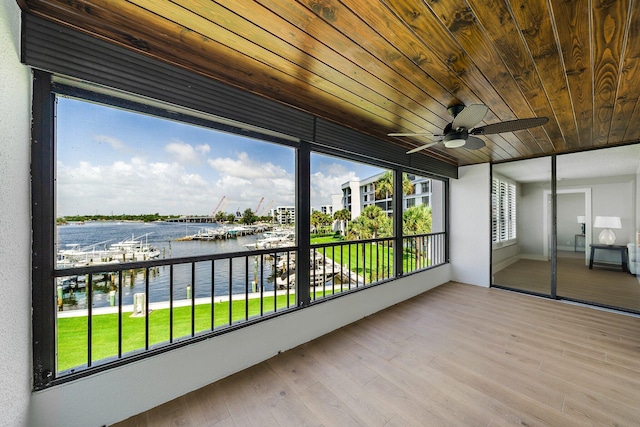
top-left (593, 216), bottom-right (622, 229)
top-left (577, 216), bottom-right (585, 223)
top-left (593, 216), bottom-right (621, 244)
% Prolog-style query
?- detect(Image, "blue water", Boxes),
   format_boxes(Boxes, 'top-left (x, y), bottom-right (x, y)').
top-left (57, 221), bottom-right (279, 310)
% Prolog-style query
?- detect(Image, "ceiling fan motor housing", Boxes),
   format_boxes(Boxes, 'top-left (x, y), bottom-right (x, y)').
top-left (443, 123), bottom-right (468, 148)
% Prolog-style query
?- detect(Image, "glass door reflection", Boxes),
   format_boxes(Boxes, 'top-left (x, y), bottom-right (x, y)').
top-left (556, 145), bottom-right (640, 312)
top-left (492, 158), bottom-right (552, 296)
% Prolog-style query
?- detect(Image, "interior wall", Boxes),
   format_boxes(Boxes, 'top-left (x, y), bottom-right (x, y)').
top-left (450, 163), bottom-right (490, 287)
top-left (557, 193), bottom-right (585, 252)
top-left (0, 2), bottom-right (33, 426)
top-left (518, 181), bottom-right (550, 258)
top-left (29, 266), bottom-right (450, 426)
top-left (560, 176), bottom-right (635, 262)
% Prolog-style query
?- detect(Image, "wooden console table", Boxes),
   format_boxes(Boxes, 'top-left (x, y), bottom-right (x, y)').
top-left (588, 244), bottom-right (629, 273)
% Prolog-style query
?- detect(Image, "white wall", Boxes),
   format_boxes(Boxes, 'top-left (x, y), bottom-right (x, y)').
top-left (29, 266), bottom-right (450, 426)
top-left (0, 2), bottom-right (33, 426)
top-left (518, 181), bottom-right (551, 257)
top-left (557, 192), bottom-right (585, 251)
top-left (450, 164), bottom-right (491, 287)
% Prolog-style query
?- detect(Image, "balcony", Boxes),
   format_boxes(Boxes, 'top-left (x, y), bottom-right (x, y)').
top-left (52, 234), bottom-right (447, 379)
top-left (113, 282), bottom-right (640, 426)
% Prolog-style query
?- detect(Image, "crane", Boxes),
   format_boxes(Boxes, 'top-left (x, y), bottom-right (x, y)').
top-left (258, 200), bottom-right (274, 216)
top-left (219, 198), bottom-right (230, 214)
top-left (254, 197), bottom-right (265, 213)
top-left (211, 196), bottom-right (226, 216)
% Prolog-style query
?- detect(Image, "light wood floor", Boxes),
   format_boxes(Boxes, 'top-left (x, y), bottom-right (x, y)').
top-left (493, 253), bottom-right (640, 311)
top-left (113, 282), bottom-right (640, 427)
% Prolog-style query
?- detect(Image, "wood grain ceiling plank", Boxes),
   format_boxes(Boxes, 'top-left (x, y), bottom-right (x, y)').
top-left (621, 5), bottom-right (640, 142)
top-left (29, 0), bottom-right (416, 146)
top-left (591, 0), bottom-right (630, 145)
top-left (385, 0), bottom-right (544, 157)
top-left (457, 0), bottom-right (568, 153)
top-left (288, 0), bottom-right (454, 117)
top-left (185, 0), bottom-right (444, 136)
top-left (423, 0), bottom-right (560, 159)
top-left (509, 0), bottom-right (582, 150)
top-left (249, 0), bottom-right (482, 164)
top-left (339, 0), bottom-right (519, 161)
top-left (609, 2), bottom-right (640, 144)
top-left (130, 0), bottom-right (411, 128)
top-left (549, 0), bottom-right (594, 148)
top-left (247, 0), bottom-right (471, 155)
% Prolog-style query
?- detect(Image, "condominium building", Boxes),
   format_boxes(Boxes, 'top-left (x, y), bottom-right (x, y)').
top-left (269, 206), bottom-right (296, 224)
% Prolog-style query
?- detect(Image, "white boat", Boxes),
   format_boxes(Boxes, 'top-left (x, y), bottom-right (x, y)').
top-left (57, 240), bottom-right (118, 268)
top-left (108, 233), bottom-right (161, 262)
top-left (56, 234), bottom-right (160, 268)
top-left (245, 230), bottom-right (295, 250)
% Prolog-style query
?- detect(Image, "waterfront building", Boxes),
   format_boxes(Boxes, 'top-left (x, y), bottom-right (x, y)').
top-left (270, 206), bottom-right (295, 225)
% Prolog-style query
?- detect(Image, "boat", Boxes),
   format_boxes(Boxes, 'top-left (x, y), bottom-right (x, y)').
top-left (245, 229), bottom-right (295, 250)
top-left (56, 239), bottom-right (118, 268)
top-left (56, 234), bottom-right (160, 268)
top-left (108, 233), bottom-right (161, 262)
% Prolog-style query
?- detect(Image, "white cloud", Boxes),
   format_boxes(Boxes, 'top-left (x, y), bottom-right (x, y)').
top-left (164, 140), bottom-right (210, 165)
top-left (56, 154), bottom-right (360, 217)
top-left (208, 152), bottom-right (286, 179)
top-left (94, 135), bottom-right (126, 150)
top-left (196, 144), bottom-right (210, 155)
top-left (202, 152), bottom-right (295, 213)
top-left (310, 162), bottom-right (359, 209)
top-left (56, 158), bottom-right (215, 216)
top-left (56, 152), bottom-right (296, 216)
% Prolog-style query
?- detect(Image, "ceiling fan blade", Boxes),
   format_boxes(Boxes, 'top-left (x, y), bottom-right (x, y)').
top-left (463, 136), bottom-right (485, 150)
top-left (388, 132), bottom-right (431, 137)
top-left (406, 141), bottom-right (439, 154)
top-left (471, 117), bottom-right (549, 135)
top-left (451, 104), bottom-right (488, 130)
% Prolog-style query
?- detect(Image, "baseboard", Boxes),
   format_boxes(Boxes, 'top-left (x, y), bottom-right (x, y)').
top-left (492, 254), bottom-right (521, 273)
top-left (520, 254), bottom-right (548, 261)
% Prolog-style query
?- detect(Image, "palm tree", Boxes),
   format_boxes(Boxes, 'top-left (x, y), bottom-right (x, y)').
top-left (359, 205), bottom-right (392, 239)
top-left (402, 204), bottom-right (432, 235)
top-left (346, 205), bottom-right (392, 283)
top-left (333, 208), bottom-right (351, 235)
top-left (403, 204), bottom-right (432, 268)
top-left (375, 171), bottom-right (414, 200)
top-left (375, 171), bottom-right (394, 200)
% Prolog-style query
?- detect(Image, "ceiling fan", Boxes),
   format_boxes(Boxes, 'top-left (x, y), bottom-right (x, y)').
top-left (389, 104), bottom-right (549, 154)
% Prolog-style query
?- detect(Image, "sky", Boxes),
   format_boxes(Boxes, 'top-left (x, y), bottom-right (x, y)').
top-left (56, 97), bottom-right (383, 216)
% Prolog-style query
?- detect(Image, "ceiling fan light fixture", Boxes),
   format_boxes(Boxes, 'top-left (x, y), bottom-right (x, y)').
top-left (444, 138), bottom-right (466, 148)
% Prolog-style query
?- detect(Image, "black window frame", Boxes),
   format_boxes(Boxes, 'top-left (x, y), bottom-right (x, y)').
top-left (25, 14), bottom-right (454, 390)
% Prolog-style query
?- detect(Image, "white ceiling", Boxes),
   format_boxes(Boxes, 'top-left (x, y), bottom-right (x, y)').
top-left (493, 143), bottom-right (640, 183)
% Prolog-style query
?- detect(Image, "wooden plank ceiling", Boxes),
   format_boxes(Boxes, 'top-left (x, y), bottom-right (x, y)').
top-left (18, 0), bottom-right (640, 166)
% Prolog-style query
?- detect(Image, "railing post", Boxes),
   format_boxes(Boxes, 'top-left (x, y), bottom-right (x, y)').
top-left (296, 143), bottom-right (311, 306)
top-left (393, 169), bottom-right (404, 277)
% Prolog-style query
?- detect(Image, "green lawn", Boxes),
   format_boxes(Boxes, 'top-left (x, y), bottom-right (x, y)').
top-left (58, 293), bottom-right (296, 371)
top-left (58, 237), bottom-right (431, 372)
top-left (310, 235), bottom-right (429, 279)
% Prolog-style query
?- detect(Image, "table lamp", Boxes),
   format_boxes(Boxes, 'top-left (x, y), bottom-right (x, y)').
top-left (577, 216), bottom-right (585, 234)
top-left (593, 216), bottom-right (622, 245)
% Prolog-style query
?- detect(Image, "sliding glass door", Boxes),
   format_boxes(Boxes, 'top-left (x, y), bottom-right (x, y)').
top-left (556, 145), bottom-right (640, 312)
top-left (492, 144), bottom-right (640, 314)
top-left (491, 158), bottom-right (552, 296)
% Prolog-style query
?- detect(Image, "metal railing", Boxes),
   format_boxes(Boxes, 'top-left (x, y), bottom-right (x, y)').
top-left (310, 236), bottom-right (395, 301)
top-left (52, 232), bottom-right (447, 378)
top-left (53, 247), bottom-right (296, 375)
top-left (403, 232), bottom-right (447, 273)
